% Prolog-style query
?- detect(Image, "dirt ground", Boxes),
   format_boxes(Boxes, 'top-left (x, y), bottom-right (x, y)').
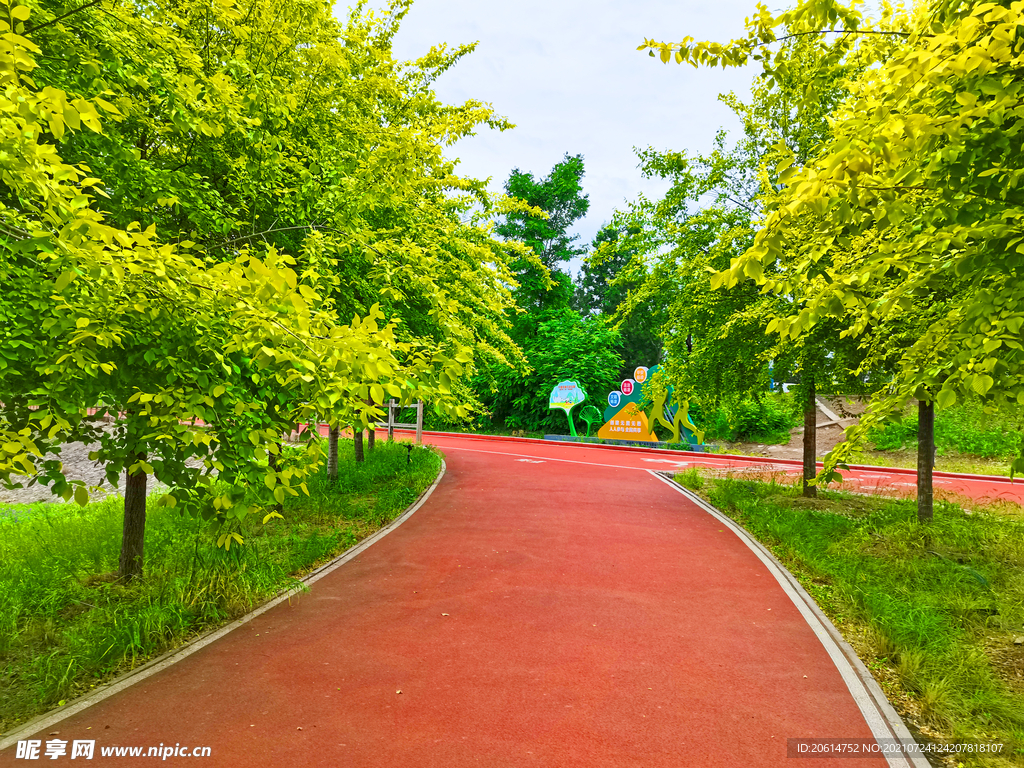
top-left (729, 396), bottom-right (860, 460)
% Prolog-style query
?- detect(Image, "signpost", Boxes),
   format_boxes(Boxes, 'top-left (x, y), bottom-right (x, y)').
top-left (541, 367), bottom-right (703, 447)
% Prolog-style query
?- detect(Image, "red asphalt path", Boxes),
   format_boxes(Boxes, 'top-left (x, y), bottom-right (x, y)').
top-left (421, 432), bottom-right (1024, 509)
top-left (2, 437), bottom-right (939, 767)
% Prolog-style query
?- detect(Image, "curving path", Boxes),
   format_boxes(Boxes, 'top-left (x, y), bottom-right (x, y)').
top-left (1, 435), bottom-right (955, 767)
top-left (420, 432), bottom-right (1024, 508)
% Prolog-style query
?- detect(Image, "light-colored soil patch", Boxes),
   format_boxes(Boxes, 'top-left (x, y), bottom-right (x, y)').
top-left (0, 439), bottom-right (120, 506)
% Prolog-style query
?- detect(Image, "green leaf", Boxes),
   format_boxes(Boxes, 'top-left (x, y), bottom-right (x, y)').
top-left (935, 388), bottom-right (957, 409)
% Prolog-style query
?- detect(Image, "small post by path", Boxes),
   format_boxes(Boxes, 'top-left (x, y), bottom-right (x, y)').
top-left (380, 399), bottom-right (422, 444)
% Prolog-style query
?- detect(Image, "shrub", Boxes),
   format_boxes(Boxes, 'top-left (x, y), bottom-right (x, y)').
top-left (698, 393), bottom-right (798, 444)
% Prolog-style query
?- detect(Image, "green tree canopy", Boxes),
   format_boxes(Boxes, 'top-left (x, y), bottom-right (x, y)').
top-left (495, 153), bottom-right (590, 322)
top-left (647, 0), bottom-right (1024, 475)
top-left (0, 0), bottom-right (522, 577)
top-left (481, 308), bottom-right (622, 434)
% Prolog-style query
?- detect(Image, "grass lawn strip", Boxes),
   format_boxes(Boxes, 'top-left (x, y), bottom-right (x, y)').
top-left (674, 467), bottom-right (1024, 768)
top-left (0, 440), bottom-right (441, 735)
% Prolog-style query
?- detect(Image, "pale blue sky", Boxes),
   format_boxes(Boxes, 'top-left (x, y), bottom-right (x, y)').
top-left (363, 0), bottom-right (760, 265)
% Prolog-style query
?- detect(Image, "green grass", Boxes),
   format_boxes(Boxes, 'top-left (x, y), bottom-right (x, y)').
top-left (0, 439), bottom-right (441, 733)
top-left (869, 400), bottom-right (1023, 460)
top-left (678, 470), bottom-right (1024, 766)
top-left (853, 398), bottom-right (1022, 478)
top-left (849, 448), bottom-right (1016, 479)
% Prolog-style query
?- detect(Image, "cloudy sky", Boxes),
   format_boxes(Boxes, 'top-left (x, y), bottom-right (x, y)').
top-left (365, 0), bottom-right (761, 267)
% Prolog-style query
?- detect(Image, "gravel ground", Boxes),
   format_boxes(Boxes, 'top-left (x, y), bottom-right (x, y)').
top-left (0, 439), bottom-right (120, 506)
top-left (0, 435), bottom-right (208, 508)
top-left (0, 421), bottom-right (306, 509)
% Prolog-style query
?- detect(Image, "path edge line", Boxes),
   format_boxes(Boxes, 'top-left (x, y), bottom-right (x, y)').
top-left (0, 459), bottom-right (448, 751)
top-left (649, 470), bottom-right (930, 768)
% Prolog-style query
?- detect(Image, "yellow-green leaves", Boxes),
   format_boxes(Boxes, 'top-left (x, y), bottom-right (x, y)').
top-left (1, 0), bottom-right (524, 536)
top-left (658, 0), bottom-right (1024, 473)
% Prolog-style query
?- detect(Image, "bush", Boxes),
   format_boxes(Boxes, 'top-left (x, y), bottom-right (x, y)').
top-left (698, 393), bottom-right (798, 444)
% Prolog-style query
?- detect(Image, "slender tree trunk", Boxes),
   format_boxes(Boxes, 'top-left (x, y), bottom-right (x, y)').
top-left (917, 399), bottom-right (935, 522)
top-left (269, 444), bottom-right (283, 514)
top-left (803, 379), bottom-right (817, 498)
top-left (354, 427), bottom-right (364, 463)
top-left (118, 450), bottom-right (148, 583)
top-left (328, 425), bottom-right (339, 484)
top-left (365, 398), bottom-right (376, 451)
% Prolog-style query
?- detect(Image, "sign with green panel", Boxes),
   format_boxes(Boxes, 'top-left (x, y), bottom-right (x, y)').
top-left (599, 365), bottom-right (704, 445)
top-left (548, 380), bottom-right (588, 436)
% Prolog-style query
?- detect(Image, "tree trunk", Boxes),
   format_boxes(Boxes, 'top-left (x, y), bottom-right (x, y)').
top-left (269, 444), bottom-right (283, 515)
top-left (354, 427), bottom-right (364, 463)
top-left (118, 451), bottom-right (148, 583)
top-left (917, 399), bottom-right (935, 522)
top-left (328, 425), bottom-right (339, 484)
top-left (365, 398), bottom-right (376, 451)
top-left (803, 379), bottom-right (817, 498)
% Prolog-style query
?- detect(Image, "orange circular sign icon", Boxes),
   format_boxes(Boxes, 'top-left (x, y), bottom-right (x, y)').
top-left (634, 367), bottom-right (649, 384)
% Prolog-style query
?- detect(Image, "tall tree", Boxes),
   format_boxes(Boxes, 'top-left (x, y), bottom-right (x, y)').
top-left (496, 153), bottom-right (590, 323)
top-left (631, 16), bottom-right (911, 493)
top-left (0, 0), bottom-right (489, 580)
top-left (647, 0), bottom-right (1024, 501)
top-left (574, 224), bottom-right (663, 376)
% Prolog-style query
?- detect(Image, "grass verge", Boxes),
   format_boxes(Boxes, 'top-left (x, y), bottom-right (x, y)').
top-left (849, 449), bottom-right (1015, 479)
top-left (0, 439), bottom-right (441, 733)
top-left (675, 468), bottom-right (1024, 767)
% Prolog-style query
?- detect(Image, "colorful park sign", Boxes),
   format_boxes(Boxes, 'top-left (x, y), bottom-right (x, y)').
top-left (598, 365), bottom-right (703, 446)
top-left (548, 380), bottom-right (588, 437)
